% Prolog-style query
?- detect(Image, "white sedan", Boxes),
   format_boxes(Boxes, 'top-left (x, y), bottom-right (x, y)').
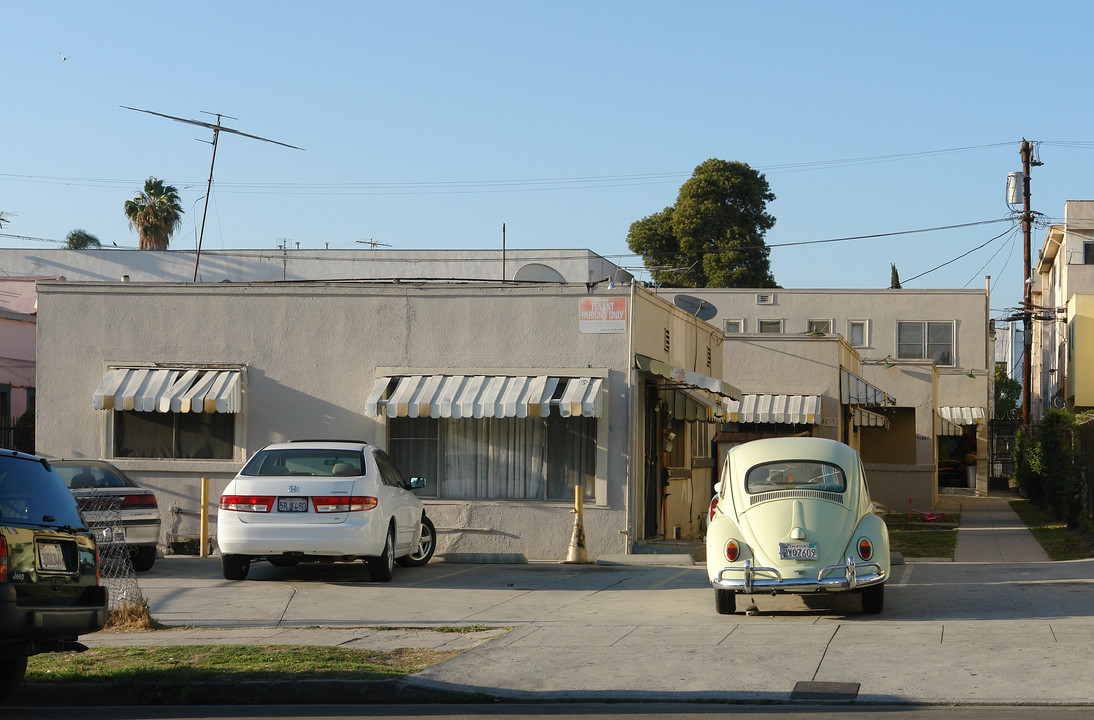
top-left (217, 441), bottom-right (436, 581)
top-left (706, 437), bottom-right (889, 614)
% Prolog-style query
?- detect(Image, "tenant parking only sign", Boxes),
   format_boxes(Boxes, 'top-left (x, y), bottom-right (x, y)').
top-left (579, 297), bottom-right (627, 333)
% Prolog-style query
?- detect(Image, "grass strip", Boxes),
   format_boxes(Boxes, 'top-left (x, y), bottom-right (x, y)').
top-left (884, 512), bottom-right (960, 559)
top-left (26, 644), bottom-right (459, 684)
top-left (1009, 499), bottom-right (1094, 561)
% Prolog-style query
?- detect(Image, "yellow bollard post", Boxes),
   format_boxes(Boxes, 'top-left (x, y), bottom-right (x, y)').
top-left (200, 477), bottom-right (209, 558)
top-left (563, 484), bottom-right (590, 564)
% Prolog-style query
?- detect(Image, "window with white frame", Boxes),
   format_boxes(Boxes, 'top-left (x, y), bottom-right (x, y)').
top-left (897, 320), bottom-right (954, 366)
top-left (758, 319), bottom-right (783, 334)
top-left (849, 320), bottom-right (867, 347)
top-left (113, 410), bottom-right (235, 459)
top-left (388, 415), bottom-right (596, 501)
top-left (807, 319), bottom-right (832, 334)
top-left (723, 318), bottom-right (743, 334)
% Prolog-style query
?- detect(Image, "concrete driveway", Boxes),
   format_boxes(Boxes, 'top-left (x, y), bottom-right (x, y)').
top-left (82, 494), bottom-right (1094, 705)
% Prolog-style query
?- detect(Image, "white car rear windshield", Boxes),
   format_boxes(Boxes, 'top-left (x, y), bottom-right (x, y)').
top-left (745, 460), bottom-right (846, 494)
top-left (240, 449), bottom-right (367, 478)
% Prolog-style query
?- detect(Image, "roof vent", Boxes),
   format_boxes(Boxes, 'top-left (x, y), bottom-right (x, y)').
top-left (756, 293), bottom-right (775, 305)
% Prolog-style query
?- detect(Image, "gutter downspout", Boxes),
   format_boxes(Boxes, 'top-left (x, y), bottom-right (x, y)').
top-left (625, 280), bottom-right (637, 554)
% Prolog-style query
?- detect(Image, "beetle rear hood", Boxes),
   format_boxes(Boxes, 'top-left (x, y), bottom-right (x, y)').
top-left (739, 495), bottom-right (853, 568)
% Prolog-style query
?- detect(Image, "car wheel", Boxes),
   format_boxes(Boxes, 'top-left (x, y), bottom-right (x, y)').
top-left (368, 526), bottom-right (395, 582)
top-left (397, 515), bottom-right (436, 567)
top-left (714, 588), bottom-right (737, 615)
top-left (861, 583), bottom-right (885, 614)
top-left (0, 654), bottom-right (28, 700)
top-left (131, 545), bottom-right (156, 572)
top-left (222, 554), bottom-right (250, 581)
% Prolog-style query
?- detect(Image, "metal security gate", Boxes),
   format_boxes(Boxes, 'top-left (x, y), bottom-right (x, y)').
top-left (989, 415), bottom-right (1019, 490)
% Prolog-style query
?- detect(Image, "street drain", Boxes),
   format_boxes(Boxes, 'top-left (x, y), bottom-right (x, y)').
top-left (791, 681), bottom-right (860, 701)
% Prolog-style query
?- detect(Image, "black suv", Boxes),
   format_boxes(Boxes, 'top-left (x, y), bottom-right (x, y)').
top-left (0, 450), bottom-right (108, 699)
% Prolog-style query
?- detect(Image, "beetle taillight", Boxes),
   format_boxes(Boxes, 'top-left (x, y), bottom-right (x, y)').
top-left (708, 497), bottom-right (719, 523)
top-left (725, 539), bottom-right (740, 562)
top-left (0, 536), bottom-right (7, 583)
top-left (858, 537), bottom-right (873, 561)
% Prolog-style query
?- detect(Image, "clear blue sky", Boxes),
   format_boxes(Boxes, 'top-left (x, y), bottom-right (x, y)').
top-left (3, 1), bottom-right (1092, 320)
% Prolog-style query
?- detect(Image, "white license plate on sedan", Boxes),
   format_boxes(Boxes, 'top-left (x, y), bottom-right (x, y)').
top-left (779, 542), bottom-right (818, 560)
top-left (278, 497), bottom-right (309, 513)
top-left (38, 542), bottom-right (67, 571)
top-left (95, 526), bottom-right (125, 543)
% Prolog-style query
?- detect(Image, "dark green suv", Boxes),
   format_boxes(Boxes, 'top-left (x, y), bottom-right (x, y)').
top-left (0, 450), bottom-right (109, 699)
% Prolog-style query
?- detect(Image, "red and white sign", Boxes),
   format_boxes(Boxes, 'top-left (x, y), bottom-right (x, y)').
top-left (579, 297), bottom-right (627, 333)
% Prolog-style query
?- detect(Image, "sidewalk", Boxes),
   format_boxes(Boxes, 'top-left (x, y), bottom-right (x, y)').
top-left (938, 491), bottom-right (1050, 562)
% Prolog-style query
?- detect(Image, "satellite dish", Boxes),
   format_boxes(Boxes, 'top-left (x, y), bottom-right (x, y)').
top-left (673, 294), bottom-right (718, 321)
top-left (1053, 396), bottom-right (1066, 409)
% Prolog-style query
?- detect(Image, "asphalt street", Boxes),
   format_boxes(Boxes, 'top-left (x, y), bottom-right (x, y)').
top-left (22, 494), bottom-right (1094, 706)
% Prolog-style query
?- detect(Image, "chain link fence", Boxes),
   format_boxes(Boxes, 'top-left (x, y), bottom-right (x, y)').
top-left (73, 490), bottom-right (147, 614)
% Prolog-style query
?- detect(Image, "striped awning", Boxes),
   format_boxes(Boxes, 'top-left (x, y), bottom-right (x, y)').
top-left (938, 413), bottom-right (965, 436)
top-left (635, 354), bottom-right (741, 399)
top-left (664, 387), bottom-right (723, 422)
top-left (726, 394), bottom-right (821, 424)
top-left (853, 407), bottom-right (890, 428)
top-left (364, 375), bottom-right (603, 419)
top-left (940, 406), bottom-right (985, 425)
top-left (93, 367), bottom-right (243, 413)
top-left (841, 368), bottom-right (895, 407)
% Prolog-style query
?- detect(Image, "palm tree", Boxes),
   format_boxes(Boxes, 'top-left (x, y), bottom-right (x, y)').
top-left (65, 228), bottom-right (102, 249)
top-left (124, 177), bottom-right (184, 251)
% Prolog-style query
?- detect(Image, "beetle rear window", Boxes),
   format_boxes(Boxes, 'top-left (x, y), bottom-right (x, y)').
top-left (745, 460), bottom-right (846, 494)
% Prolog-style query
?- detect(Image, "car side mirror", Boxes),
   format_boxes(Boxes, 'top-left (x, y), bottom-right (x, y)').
top-left (409, 477), bottom-right (426, 489)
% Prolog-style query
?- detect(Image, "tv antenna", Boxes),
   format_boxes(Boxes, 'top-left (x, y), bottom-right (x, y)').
top-left (121, 105), bottom-right (304, 280)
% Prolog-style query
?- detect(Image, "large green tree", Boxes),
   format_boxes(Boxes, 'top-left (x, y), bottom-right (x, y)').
top-left (124, 177), bottom-right (184, 251)
top-left (627, 159), bottom-right (777, 288)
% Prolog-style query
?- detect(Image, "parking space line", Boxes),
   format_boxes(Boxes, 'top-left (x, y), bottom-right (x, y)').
top-left (401, 565), bottom-right (481, 587)
top-left (648, 568), bottom-right (694, 590)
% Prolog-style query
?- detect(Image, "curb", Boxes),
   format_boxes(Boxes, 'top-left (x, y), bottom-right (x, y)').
top-left (10, 677), bottom-right (483, 706)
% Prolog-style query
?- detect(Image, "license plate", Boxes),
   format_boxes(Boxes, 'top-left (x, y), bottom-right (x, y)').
top-left (95, 526), bottom-right (125, 543)
top-left (38, 542), bottom-right (67, 571)
top-left (779, 542), bottom-right (818, 560)
top-left (278, 497), bottom-right (309, 513)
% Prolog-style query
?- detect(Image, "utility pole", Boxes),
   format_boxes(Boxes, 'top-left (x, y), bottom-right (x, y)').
top-left (1020, 139), bottom-right (1043, 427)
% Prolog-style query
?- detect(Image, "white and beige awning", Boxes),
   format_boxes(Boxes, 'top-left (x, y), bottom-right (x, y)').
top-left (635, 354), bottom-right (740, 399)
top-left (939, 406), bottom-right (986, 425)
top-left (853, 407), bottom-right (890, 428)
top-left (726, 394), bottom-right (821, 425)
top-left (364, 375), bottom-right (603, 419)
top-left (841, 368), bottom-right (896, 407)
top-left (937, 413), bottom-right (965, 436)
top-left (93, 367), bottom-right (243, 413)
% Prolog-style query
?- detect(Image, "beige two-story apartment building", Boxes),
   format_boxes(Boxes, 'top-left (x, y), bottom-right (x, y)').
top-left (656, 286), bottom-right (994, 510)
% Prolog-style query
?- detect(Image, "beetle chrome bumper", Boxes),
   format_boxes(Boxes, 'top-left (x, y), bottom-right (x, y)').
top-left (713, 557), bottom-right (885, 593)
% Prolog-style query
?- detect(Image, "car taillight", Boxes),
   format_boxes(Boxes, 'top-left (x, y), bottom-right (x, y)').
top-left (0, 536), bottom-right (7, 583)
top-left (858, 537), bottom-right (873, 561)
top-left (313, 496), bottom-right (377, 513)
top-left (219, 495), bottom-right (274, 513)
top-left (708, 497), bottom-right (719, 523)
top-left (725, 539), bottom-right (740, 562)
top-left (122, 493), bottom-right (158, 509)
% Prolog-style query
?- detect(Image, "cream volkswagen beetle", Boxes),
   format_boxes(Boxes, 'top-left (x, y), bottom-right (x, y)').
top-left (706, 437), bottom-right (889, 614)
